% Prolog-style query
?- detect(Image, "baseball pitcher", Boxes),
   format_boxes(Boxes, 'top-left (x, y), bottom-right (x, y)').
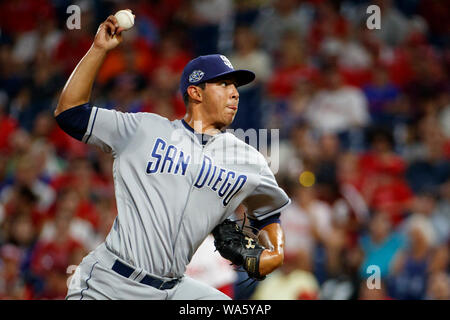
top-left (56, 14), bottom-right (290, 300)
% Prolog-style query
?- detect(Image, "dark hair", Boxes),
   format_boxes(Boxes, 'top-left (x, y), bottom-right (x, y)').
top-left (18, 185), bottom-right (38, 204)
top-left (183, 82), bottom-right (206, 106)
top-left (367, 126), bottom-right (395, 149)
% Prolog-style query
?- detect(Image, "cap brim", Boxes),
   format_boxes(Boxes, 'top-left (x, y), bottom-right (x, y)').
top-left (203, 69), bottom-right (255, 87)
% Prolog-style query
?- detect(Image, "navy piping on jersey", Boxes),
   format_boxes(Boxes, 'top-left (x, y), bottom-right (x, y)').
top-left (85, 107), bottom-right (99, 144)
top-left (80, 261), bottom-right (98, 300)
top-left (247, 199), bottom-right (290, 230)
top-left (249, 213), bottom-right (281, 230)
top-left (253, 199), bottom-right (290, 221)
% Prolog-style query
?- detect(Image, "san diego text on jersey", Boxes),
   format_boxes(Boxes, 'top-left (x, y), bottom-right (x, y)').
top-left (146, 137), bottom-right (248, 206)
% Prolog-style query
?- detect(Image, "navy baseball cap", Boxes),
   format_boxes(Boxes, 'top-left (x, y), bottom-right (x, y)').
top-left (179, 54), bottom-right (255, 96)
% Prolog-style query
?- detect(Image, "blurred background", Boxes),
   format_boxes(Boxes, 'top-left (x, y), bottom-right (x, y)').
top-left (0, 0), bottom-right (449, 300)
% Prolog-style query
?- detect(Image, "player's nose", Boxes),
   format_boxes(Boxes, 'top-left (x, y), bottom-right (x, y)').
top-left (230, 84), bottom-right (239, 101)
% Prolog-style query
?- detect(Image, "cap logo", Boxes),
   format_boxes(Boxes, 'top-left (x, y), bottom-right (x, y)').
top-left (220, 55), bottom-right (233, 69)
top-left (189, 70), bottom-right (205, 83)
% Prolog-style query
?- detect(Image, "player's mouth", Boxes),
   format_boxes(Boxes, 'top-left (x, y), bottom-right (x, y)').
top-left (227, 105), bottom-right (238, 111)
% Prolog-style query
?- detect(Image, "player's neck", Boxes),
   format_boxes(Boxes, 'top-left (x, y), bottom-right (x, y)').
top-left (183, 112), bottom-right (224, 136)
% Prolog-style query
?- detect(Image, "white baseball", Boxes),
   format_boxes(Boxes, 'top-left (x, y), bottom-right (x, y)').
top-left (114, 10), bottom-right (135, 30)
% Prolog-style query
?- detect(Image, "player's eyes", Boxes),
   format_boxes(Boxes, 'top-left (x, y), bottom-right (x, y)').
top-left (220, 81), bottom-right (236, 87)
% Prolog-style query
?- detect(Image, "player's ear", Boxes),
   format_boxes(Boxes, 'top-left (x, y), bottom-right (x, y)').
top-left (187, 85), bottom-right (202, 103)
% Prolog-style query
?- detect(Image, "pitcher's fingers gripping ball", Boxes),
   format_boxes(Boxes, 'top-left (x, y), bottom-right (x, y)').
top-left (212, 219), bottom-right (266, 281)
top-left (114, 9), bottom-right (135, 30)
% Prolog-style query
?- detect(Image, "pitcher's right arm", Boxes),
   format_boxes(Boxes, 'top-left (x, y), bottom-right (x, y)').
top-left (53, 12), bottom-right (145, 155)
top-left (54, 15), bottom-right (124, 116)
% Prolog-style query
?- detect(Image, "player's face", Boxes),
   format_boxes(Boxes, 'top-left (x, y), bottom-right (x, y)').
top-left (201, 79), bottom-right (239, 128)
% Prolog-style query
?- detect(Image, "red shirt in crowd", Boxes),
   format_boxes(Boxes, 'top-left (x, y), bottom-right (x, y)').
top-left (53, 32), bottom-right (93, 77)
top-left (268, 65), bottom-right (318, 99)
top-left (0, 0), bottom-right (54, 35)
top-left (358, 152), bottom-right (413, 225)
top-left (0, 114), bottom-right (18, 153)
top-left (30, 238), bottom-right (83, 277)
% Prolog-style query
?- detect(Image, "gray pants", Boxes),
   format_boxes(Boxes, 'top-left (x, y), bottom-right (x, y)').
top-left (66, 243), bottom-right (230, 300)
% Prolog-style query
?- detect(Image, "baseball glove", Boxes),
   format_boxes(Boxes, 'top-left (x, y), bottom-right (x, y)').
top-left (212, 219), bottom-right (266, 281)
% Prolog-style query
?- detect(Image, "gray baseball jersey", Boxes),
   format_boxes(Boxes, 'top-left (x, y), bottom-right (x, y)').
top-left (81, 107), bottom-right (290, 279)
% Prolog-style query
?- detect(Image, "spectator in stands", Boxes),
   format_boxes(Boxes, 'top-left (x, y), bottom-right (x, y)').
top-left (307, 0), bottom-right (349, 55)
top-left (277, 121), bottom-right (319, 179)
top-left (359, 127), bottom-right (413, 225)
top-left (131, 0), bottom-right (183, 33)
top-left (229, 25), bottom-right (271, 131)
top-left (251, 257), bottom-right (320, 300)
top-left (406, 113), bottom-right (450, 194)
top-left (150, 31), bottom-right (191, 91)
top-left (30, 204), bottom-right (86, 299)
top-left (1, 199), bottom-right (38, 250)
top-left (336, 152), bottom-right (371, 241)
top-left (305, 63), bottom-right (369, 151)
top-left (176, 0), bottom-right (233, 55)
top-left (1, 153), bottom-right (56, 215)
top-left (314, 133), bottom-right (340, 185)
top-left (8, 88), bottom-right (33, 132)
top-left (52, 5), bottom-right (94, 77)
top-left (267, 31), bottom-right (317, 101)
top-left (12, 10), bottom-right (61, 65)
top-left (362, 66), bottom-right (401, 125)
top-left (278, 78), bottom-right (316, 138)
top-left (280, 181), bottom-right (344, 286)
top-left (318, 243), bottom-right (362, 300)
top-left (388, 214), bottom-right (443, 299)
top-left (0, 41), bottom-right (26, 107)
top-left (0, 0), bottom-right (55, 36)
top-left (358, 211), bottom-right (406, 280)
top-left (0, 244), bottom-right (28, 299)
top-left (402, 191), bottom-right (449, 246)
top-left (369, 0), bottom-right (411, 48)
top-left (0, 204), bottom-right (39, 299)
top-left (40, 188), bottom-right (96, 252)
top-left (50, 158), bottom-right (101, 231)
top-left (252, 0), bottom-right (313, 53)
top-left (29, 112), bottom-right (66, 181)
top-left (336, 152), bottom-right (364, 191)
top-left (425, 272), bottom-right (450, 300)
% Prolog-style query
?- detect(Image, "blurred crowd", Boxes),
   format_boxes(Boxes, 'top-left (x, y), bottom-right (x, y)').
top-left (0, 0), bottom-right (449, 300)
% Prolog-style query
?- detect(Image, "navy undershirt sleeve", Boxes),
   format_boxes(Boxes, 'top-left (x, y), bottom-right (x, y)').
top-left (249, 213), bottom-right (281, 230)
top-left (55, 103), bottom-right (93, 141)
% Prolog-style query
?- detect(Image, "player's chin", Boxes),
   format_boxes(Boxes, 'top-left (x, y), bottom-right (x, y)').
top-left (223, 113), bottom-right (236, 127)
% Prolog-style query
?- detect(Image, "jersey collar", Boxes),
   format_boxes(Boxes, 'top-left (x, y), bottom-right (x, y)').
top-left (181, 119), bottom-right (225, 146)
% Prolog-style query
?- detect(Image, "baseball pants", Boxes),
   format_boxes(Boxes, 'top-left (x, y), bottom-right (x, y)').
top-left (66, 243), bottom-right (231, 300)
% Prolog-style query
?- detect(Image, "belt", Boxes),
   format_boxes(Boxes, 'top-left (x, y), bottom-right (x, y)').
top-left (111, 260), bottom-right (179, 290)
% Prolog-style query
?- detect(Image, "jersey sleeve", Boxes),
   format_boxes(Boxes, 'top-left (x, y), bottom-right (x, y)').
top-left (82, 106), bottom-right (144, 155)
top-left (244, 161), bottom-right (291, 221)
